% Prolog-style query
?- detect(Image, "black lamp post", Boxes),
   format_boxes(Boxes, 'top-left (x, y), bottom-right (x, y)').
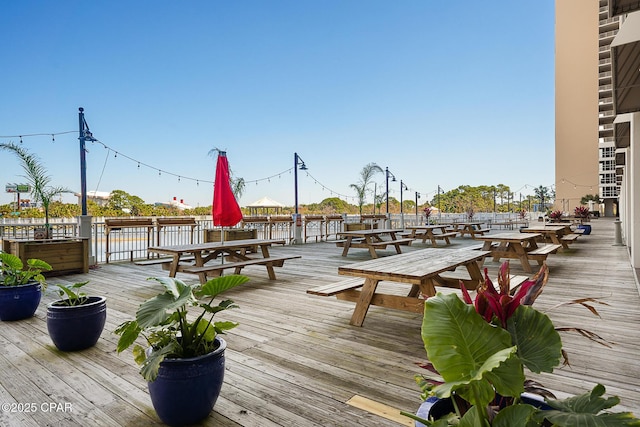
top-left (399, 180), bottom-right (408, 227)
top-left (293, 152), bottom-right (307, 244)
top-left (294, 152), bottom-right (307, 215)
top-left (385, 167), bottom-right (396, 215)
top-left (78, 107), bottom-right (96, 216)
top-left (415, 192), bottom-right (420, 217)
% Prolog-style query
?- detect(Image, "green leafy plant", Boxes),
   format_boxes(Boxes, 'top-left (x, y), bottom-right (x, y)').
top-left (0, 252), bottom-right (51, 287)
top-left (115, 275), bottom-right (249, 381)
top-left (403, 262), bottom-right (639, 426)
top-left (51, 281), bottom-right (90, 306)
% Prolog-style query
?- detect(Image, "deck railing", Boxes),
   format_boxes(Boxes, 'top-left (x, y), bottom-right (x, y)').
top-left (1, 212), bottom-right (536, 264)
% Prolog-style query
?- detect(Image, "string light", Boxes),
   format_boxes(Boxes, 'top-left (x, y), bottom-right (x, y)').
top-left (2, 129), bottom-right (439, 205)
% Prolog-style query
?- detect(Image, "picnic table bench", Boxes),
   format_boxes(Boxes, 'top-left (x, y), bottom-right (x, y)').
top-left (475, 232), bottom-right (560, 272)
top-left (147, 239), bottom-right (298, 283)
top-left (180, 255), bottom-right (300, 278)
top-left (446, 222), bottom-right (490, 238)
top-left (336, 229), bottom-right (414, 258)
top-left (307, 248), bottom-right (491, 326)
top-left (404, 225), bottom-right (457, 245)
top-left (521, 225), bottom-right (580, 250)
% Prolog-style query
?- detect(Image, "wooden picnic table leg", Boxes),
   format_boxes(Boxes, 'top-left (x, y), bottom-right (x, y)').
top-left (552, 233), bottom-right (569, 249)
top-left (168, 254), bottom-right (181, 278)
top-left (341, 236), bottom-right (353, 257)
top-left (492, 242), bottom-right (508, 263)
top-left (465, 260), bottom-right (484, 286)
top-left (417, 278), bottom-right (437, 298)
top-left (512, 243), bottom-right (533, 273)
top-left (259, 245), bottom-right (277, 280)
top-left (365, 236), bottom-right (379, 259)
top-left (193, 252), bottom-right (209, 283)
top-left (428, 230), bottom-right (438, 246)
top-left (350, 278), bottom-right (379, 327)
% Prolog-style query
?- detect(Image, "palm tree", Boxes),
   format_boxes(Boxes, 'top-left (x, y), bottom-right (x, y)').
top-left (534, 185), bottom-right (552, 213)
top-left (349, 163), bottom-right (383, 215)
top-left (1, 142), bottom-right (71, 237)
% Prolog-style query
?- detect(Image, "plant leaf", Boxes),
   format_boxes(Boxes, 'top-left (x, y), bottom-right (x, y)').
top-left (196, 274), bottom-right (250, 298)
top-left (508, 305), bottom-right (562, 374)
top-left (136, 284), bottom-right (195, 329)
top-left (493, 403), bottom-right (538, 427)
top-left (422, 293), bottom-right (523, 408)
top-left (535, 384), bottom-right (640, 426)
top-left (115, 321), bottom-right (142, 353)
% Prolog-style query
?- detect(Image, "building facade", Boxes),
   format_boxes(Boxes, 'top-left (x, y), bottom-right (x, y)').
top-left (555, 0), bottom-right (621, 216)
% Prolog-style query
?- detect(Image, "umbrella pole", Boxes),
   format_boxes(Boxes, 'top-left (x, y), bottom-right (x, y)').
top-left (220, 226), bottom-right (225, 275)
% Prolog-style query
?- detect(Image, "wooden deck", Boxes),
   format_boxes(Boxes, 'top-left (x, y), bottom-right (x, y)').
top-left (1, 217), bottom-right (639, 426)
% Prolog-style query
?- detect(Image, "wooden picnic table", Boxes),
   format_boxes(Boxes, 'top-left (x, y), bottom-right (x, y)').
top-left (447, 221), bottom-right (490, 238)
top-left (336, 228), bottom-right (414, 258)
top-left (147, 239), bottom-right (299, 283)
top-left (520, 224), bottom-right (579, 249)
top-left (404, 225), bottom-right (457, 245)
top-left (308, 248), bottom-right (490, 326)
top-left (474, 231), bottom-right (561, 273)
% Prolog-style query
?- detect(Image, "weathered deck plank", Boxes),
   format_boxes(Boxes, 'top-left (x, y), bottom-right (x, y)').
top-left (0, 217), bottom-right (639, 426)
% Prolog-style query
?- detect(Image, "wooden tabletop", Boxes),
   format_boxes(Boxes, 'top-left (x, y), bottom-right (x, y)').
top-left (339, 247), bottom-right (490, 284)
top-left (147, 239), bottom-right (285, 254)
top-left (338, 228), bottom-right (404, 237)
top-left (406, 225), bottom-right (449, 230)
top-left (474, 232), bottom-right (542, 242)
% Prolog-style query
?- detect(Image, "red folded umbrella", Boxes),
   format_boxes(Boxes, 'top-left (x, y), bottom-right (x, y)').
top-left (212, 151), bottom-right (242, 227)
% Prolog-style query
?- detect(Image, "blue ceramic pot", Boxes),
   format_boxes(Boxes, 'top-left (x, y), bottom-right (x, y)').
top-left (0, 282), bottom-right (42, 321)
top-left (148, 337), bottom-right (227, 426)
top-left (577, 224), bottom-right (592, 235)
top-left (47, 296), bottom-right (107, 351)
top-left (414, 394), bottom-right (552, 426)
top-left (415, 396), bottom-right (455, 426)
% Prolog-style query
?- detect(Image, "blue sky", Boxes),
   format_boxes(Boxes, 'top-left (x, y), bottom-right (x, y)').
top-left (1, 1), bottom-right (555, 209)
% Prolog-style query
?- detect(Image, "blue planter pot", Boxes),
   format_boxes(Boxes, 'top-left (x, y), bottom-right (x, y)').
top-left (0, 282), bottom-right (42, 321)
top-left (415, 396), bottom-right (455, 426)
top-left (148, 337), bottom-right (227, 426)
top-left (577, 224), bottom-right (592, 235)
top-left (47, 296), bottom-right (107, 351)
top-left (415, 394), bottom-right (552, 426)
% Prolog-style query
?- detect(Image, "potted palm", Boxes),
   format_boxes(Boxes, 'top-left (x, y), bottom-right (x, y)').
top-left (0, 252), bottom-right (51, 321)
top-left (0, 142), bottom-right (72, 239)
top-left (47, 281), bottom-right (107, 351)
top-left (115, 274), bottom-right (249, 426)
top-left (404, 262), bottom-right (640, 426)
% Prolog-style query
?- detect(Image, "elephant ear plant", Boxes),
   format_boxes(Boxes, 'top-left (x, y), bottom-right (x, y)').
top-left (0, 252), bottom-right (51, 287)
top-left (115, 274), bottom-right (249, 381)
top-left (403, 261), bottom-right (640, 426)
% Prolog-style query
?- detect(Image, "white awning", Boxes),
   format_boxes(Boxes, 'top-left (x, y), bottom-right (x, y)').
top-left (611, 11), bottom-right (640, 47)
top-left (612, 11), bottom-right (640, 114)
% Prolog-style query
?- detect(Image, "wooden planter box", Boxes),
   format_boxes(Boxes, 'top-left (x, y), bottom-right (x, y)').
top-left (203, 229), bottom-right (257, 243)
top-left (344, 223), bottom-right (373, 231)
top-left (2, 238), bottom-right (89, 276)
